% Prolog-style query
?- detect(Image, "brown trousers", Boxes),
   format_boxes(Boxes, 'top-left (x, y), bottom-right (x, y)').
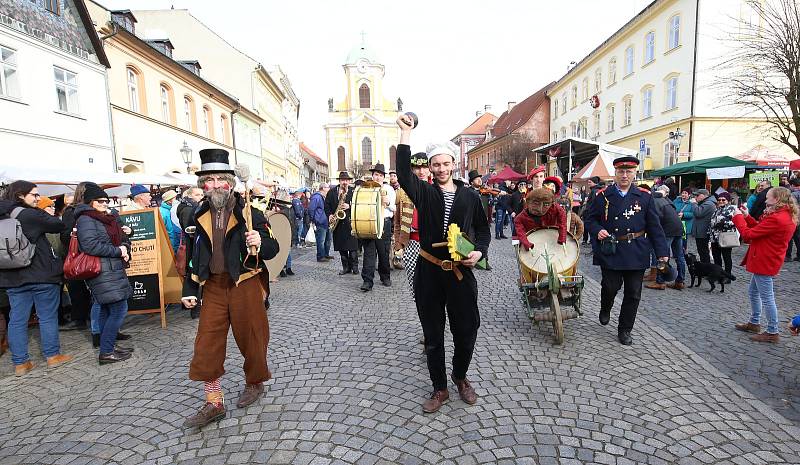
top-left (189, 273), bottom-right (271, 384)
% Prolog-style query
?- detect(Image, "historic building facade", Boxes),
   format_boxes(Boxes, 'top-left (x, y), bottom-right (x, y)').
top-left (451, 110), bottom-right (497, 179)
top-left (324, 41), bottom-right (401, 178)
top-left (300, 142), bottom-right (328, 187)
top-left (0, 0), bottom-right (113, 172)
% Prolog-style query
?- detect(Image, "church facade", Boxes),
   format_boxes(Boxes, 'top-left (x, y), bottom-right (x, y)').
top-left (324, 42), bottom-right (401, 178)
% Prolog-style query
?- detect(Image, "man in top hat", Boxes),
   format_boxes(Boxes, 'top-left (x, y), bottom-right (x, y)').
top-left (123, 184), bottom-right (152, 212)
top-left (325, 171), bottom-right (359, 276)
top-left (358, 163), bottom-right (396, 292)
top-left (528, 165), bottom-right (546, 190)
top-left (584, 156), bottom-right (669, 345)
top-left (180, 148), bottom-right (280, 428)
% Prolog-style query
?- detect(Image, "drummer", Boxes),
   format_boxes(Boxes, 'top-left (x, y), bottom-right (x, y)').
top-left (513, 187), bottom-right (567, 250)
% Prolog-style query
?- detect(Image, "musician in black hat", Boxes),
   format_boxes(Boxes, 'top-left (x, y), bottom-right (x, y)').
top-left (584, 156), bottom-right (669, 345)
top-left (358, 163), bottom-right (396, 292)
top-left (468, 170), bottom-right (491, 217)
top-left (325, 171), bottom-right (359, 275)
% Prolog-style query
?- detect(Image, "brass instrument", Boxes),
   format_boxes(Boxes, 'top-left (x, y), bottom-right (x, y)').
top-left (329, 186), bottom-right (348, 231)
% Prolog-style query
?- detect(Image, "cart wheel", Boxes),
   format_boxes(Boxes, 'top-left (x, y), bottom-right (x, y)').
top-left (550, 291), bottom-right (564, 345)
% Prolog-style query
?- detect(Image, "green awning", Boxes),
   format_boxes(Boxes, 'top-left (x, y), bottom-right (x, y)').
top-left (650, 156), bottom-right (758, 176)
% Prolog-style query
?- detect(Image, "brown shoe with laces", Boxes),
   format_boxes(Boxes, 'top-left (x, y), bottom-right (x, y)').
top-left (451, 375), bottom-right (478, 405)
top-left (751, 332), bottom-right (779, 343)
top-left (422, 389), bottom-right (449, 413)
top-left (735, 322), bottom-right (762, 334)
top-left (236, 383), bottom-right (264, 408)
top-left (46, 354), bottom-right (73, 368)
top-left (14, 360), bottom-right (34, 377)
top-left (183, 402), bottom-right (226, 428)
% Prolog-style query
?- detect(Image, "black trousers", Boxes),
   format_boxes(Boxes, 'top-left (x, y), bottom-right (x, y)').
top-left (415, 260), bottom-right (480, 391)
top-left (339, 250), bottom-right (358, 272)
top-left (711, 242), bottom-right (733, 274)
top-left (600, 268), bottom-right (645, 334)
top-left (786, 225), bottom-right (800, 258)
top-left (66, 280), bottom-right (91, 323)
top-left (695, 238), bottom-right (711, 263)
top-left (361, 218), bottom-right (392, 285)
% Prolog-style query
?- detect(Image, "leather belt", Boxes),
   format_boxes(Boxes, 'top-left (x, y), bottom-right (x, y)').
top-left (419, 249), bottom-right (463, 281)
top-left (615, 231), bottom-right (646, 242)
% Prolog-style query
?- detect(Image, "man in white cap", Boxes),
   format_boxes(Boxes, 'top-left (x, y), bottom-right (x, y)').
top-left (395, 114), bottom-right (491, 413)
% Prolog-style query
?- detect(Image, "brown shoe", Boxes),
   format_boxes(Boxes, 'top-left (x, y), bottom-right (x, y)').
top-left (751, 332), bottom-right (779, 343)
top-left (183, 402), bottom-right (226, 428)
top-left (643, 267), bottom-right (657, 282)
top-left (14, 360), bottom-right (34, 377)
top-left (667, 281), bottom-right (685, 290)
top-left (451, 375), bottom-right (478, 405)
top-left (422, 389), bottom-right (450, 413)
top-left (735, 322), bottom-right (762, 334)
top-left (645, 282), bottom-right (666, 290)
top-left (236, 383), bottom-right (264, 408)
top-left (46, 353), bottom-right (73, 368)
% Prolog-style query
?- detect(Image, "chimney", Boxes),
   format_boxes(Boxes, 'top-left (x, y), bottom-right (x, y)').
top-left (508, 101), bottom-right (517, 111)
top-left (484, 105), bottom-right (492, 112)
top-left (476, 111), bottom-right (482, 117)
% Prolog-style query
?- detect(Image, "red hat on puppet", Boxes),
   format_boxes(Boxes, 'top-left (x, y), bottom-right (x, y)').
top-left (527, 165), bottom-right (545, 181)
top-left (543, 176), bottom-right (563, 193)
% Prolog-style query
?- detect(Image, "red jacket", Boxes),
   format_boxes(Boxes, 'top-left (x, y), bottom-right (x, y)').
top-left (513, 205), bottom-right (567, 250)
top-left (732, 207), bottom-right (795, 276)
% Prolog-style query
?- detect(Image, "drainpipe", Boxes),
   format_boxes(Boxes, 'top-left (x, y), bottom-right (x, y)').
top-left (688, 0), bottom-right (700, 157)
top-left (100, 22), bottom-right (120, 172)
top-left (230, 103), bottom-right (241, 166)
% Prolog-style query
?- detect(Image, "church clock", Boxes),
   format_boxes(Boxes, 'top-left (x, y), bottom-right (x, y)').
top-left (356, 59), bottom-right (368, 74)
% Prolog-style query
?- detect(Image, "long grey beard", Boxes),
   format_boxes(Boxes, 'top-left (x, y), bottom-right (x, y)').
top-left (208, 189), bottom-right (230, 210)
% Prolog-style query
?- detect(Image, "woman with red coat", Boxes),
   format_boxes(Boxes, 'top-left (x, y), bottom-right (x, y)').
top-left (732, 186), bottom-right (798, 343)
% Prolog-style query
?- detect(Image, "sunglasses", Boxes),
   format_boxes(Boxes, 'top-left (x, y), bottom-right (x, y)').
top-left (94, 199), bottom-right (110, 204)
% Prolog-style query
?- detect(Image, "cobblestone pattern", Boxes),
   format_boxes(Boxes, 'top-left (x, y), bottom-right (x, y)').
top-left (1, 241), bottom-right (800, 464)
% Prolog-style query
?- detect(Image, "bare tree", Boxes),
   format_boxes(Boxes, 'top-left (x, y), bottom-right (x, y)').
top-left (715, 0), bottom-right (800, 155)
top-left (347, 160), bottom-right (369, 180)
top-left (495, 137), bottom-right (538, 174)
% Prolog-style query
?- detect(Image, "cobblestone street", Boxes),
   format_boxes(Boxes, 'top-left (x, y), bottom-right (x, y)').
top-left (2, 239), bottom-right (800, 464)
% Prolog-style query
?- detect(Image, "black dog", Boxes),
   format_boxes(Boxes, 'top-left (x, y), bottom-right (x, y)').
top-left (685, 253), bottom-right (736, 293)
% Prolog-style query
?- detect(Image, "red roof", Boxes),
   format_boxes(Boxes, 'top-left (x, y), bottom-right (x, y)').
top-left (299, 142), bottom-right (327, 166)
top-left (458, 113), bottom-right (497, 136)
top-left (491, 82), bottom-right (554, 138)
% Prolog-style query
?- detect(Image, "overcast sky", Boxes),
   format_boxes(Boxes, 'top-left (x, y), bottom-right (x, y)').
top-left (102, 0), bottom-right (653, 157)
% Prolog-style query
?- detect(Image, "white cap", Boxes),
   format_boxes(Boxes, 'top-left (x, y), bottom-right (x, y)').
top-left (426, 141), bottom-right (458, 161)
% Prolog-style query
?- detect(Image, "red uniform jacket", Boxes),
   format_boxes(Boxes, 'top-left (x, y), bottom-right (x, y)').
top-left (732, 207), bottom-right (795, 276)
top-left (513, 204), bottom-right (567, 250)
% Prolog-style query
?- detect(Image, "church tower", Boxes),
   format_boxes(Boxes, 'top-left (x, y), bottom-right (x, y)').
top-left (324, 37), bottom-right (401, 178)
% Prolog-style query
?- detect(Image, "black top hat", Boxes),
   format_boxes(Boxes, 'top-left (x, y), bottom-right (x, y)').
top-left (369, 163), bottom-right (386, 175)
top-left (336, 171), bottom-right (353, 180)
top-left (468, 170), bottom-right (481, 182)
top-left (195, 149), bottom-right (235, 176)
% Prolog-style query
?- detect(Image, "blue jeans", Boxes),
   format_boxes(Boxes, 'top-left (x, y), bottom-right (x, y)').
top-left (656, 236), bottom-right (686, 284)
top-left (294, 218), bottom-right (304, 245)
top-left (325, 228), bottom-right (332, 255)
top-left (315, 225), bottom-right (331, 259)
top-left (494, 208), bottom-right (507, 237)
top-left (284, 252), bottom-right (292, 270)
top-left (98, 299), bottom-right (128, 354)
top-left (90, 299), bottom-right (101, 334)
top-left (749, 274), bottom-right (779, 334)
top-left (6, 283), bottom-right (62, 365)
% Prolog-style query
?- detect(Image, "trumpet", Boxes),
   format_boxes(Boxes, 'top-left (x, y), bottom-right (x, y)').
top-left (330, 187), bottom-right (348, 231)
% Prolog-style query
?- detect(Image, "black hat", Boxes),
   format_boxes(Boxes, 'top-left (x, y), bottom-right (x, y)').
top-left (613, 156), bottom-right (640, 169)
top-left (410, 152), bottom-right (428, 167)
top-left (388, 170), bottom-right (397, 175)
top-left (336, 171), bottom-right (353, 180)
top-left (195, 149), bottom-right (235, 176)
top-left (369, 163), bottom-right (386, 175)
top-left (83, 182), bottom-right (109, 203)
top-left (589, 176), bottom-right (601, 184)
top-left (468, 170), bottom-right (481, 182)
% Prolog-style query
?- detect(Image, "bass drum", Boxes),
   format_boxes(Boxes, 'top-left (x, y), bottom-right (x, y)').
top-left (518, 228), bottom-right (579, 284)
top-left (266, 211), bottom-right (292, 279)
top-left (351, 186), bottom-right (383, 239)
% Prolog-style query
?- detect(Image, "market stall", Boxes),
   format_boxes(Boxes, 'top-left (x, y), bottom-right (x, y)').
top-left (533, 137), bottom-right (638, 181)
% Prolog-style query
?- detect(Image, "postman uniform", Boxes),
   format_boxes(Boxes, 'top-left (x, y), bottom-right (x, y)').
top-left (584, 157), bottom-right (668, 344)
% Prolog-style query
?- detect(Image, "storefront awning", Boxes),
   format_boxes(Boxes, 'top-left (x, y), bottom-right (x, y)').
top-left (650, 156), bottom-right (758, 177)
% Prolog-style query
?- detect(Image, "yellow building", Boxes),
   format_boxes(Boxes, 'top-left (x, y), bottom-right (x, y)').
top-left (324, 41), bottom-right (401, 177)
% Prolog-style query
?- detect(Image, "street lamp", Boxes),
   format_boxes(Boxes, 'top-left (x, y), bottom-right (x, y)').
top-left (180, 141), bottom-right (193, 174)
top-left (668, 128), bottom-right (686, 165)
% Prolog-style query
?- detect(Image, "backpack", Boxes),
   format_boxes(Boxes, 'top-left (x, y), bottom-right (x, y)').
top-left (0, 207), bottom-right (35, 269)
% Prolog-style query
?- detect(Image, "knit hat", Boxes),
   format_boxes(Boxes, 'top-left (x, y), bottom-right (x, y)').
top-left (83, 182), bottom-right (109, 202)
top-left (37, 196), bottom-right (55, 210)
top-left (696, 189), bottom-right (710, 196)
top-left (162, 190), bottom-right (178, 202)
top-left (130, 184), bottom-right (149, 197)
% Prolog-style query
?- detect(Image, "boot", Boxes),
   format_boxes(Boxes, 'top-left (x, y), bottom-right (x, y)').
top-left (451, 375), bottom-right (477, 405)
top-left (422, 389), bottom-right (450, 413)
top-left (643, 267), bottom-right (657, 282)
top-left (183, 402), bottom-right (226, 428)
top-left (236, 383), bottom-right (264, 408)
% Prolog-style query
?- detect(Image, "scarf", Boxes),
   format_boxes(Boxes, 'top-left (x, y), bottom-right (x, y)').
top-left (82, 209), bottom-right (124, 246)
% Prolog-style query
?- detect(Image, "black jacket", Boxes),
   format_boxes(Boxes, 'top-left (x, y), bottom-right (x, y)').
top-left (74, 204), bottom-right (132, 304)
top-left (652, 192), bottom-right (684, 237)
top-left (750, 187), bottom-right (771, 219)
top-left (510, 190), bottom-right (524, 216)
top-left (396, 144), bottom-right (490, 260)
top-left (183, 194), bottom-right (280, 298)
top-left (0, 200), bottom-right (65, 288)
top-left (60, 204), bottom-right (77, 248)
top-left (324, 185), bottom-right (358, 251)
top-left (176, 197), bottom-right (199, 232)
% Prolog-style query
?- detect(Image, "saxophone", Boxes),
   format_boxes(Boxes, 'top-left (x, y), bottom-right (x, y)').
top-left (329, 186), bottom-right (348, 231)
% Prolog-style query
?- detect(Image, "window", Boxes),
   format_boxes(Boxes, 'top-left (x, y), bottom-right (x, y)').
top-left (337, 146), bottom-right (346, 171)
top-left (669, 15), bottom-right (681, 49)
top-left (54, 66), bottom-right (78, 114)
top-left (553, 100), bottom-right (558, 120)
top-left (642, 86), bottom-right (653, 118)
top-left (44, 0), bottom-right (60, 15)
top-left (570, 122), bottom-right (577, 138)
top-left (359, 83), bottom-right (370, 108)
top-left (644, 32), bottom-right (655, 64)
top-left (623, 96), bottom-right (632, 126)
top-left (593, 111), bottom-right (601, 137)
top-left (571, 85), bottom-right (577, 109)
top-left (389, 145), bottom-right (397, 170)
top-left (184, 96), bottom-right (196, 132)
top-left (126, 67), bottom-right (140, 112)
top-left (665, 75), bottom-right (678, 110)
top-left (219, 115), bottom-right (229, 144)
top-left (625, 46), bottom-right (634, 76)
top-left (0, 45), bottom-right (20, 98)
top-left (609, 58), bottom-right (617, 85)
top-left (552, 131), bottom-right (558, 142)
top-left (579, 117), bottom-right (588, 139)
top-left (202, 106), bottom-right (212, 138)
top-left (160, 84), bottom-right (174, 124)
top-left (560, 127), bottom-right (567, 140)
top-left (581, 78), bottom-right (589, 102)
top-left (561, 93), bottom-right (567, 115)
top-left (594, 68), bottom-right (602, 93)
top-left (361, 137), bottom-right (372, 165)
top-left (663, 141), bottom-right (678, 167)
top-left (606, 104), bottom-right (615, 133)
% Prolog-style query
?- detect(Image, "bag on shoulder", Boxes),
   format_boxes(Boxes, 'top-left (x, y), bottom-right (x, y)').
top-left (0, 207), bottom-right (35, 269)
top-left (63, 229), bottom-right (101, 280)
top-left (718, 230), bottom-right (740, 248)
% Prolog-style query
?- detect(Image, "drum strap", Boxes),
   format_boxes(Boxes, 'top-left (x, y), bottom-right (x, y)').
top-left (419, 249), bottom-right (463, 281)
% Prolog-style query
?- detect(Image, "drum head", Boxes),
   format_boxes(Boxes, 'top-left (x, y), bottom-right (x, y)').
top-left (266, 211), bottom-right (292, 278)
top-left (352, 186), bottom-right (383, 239)
top-left (519, 228), bottom-right (579, 274)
